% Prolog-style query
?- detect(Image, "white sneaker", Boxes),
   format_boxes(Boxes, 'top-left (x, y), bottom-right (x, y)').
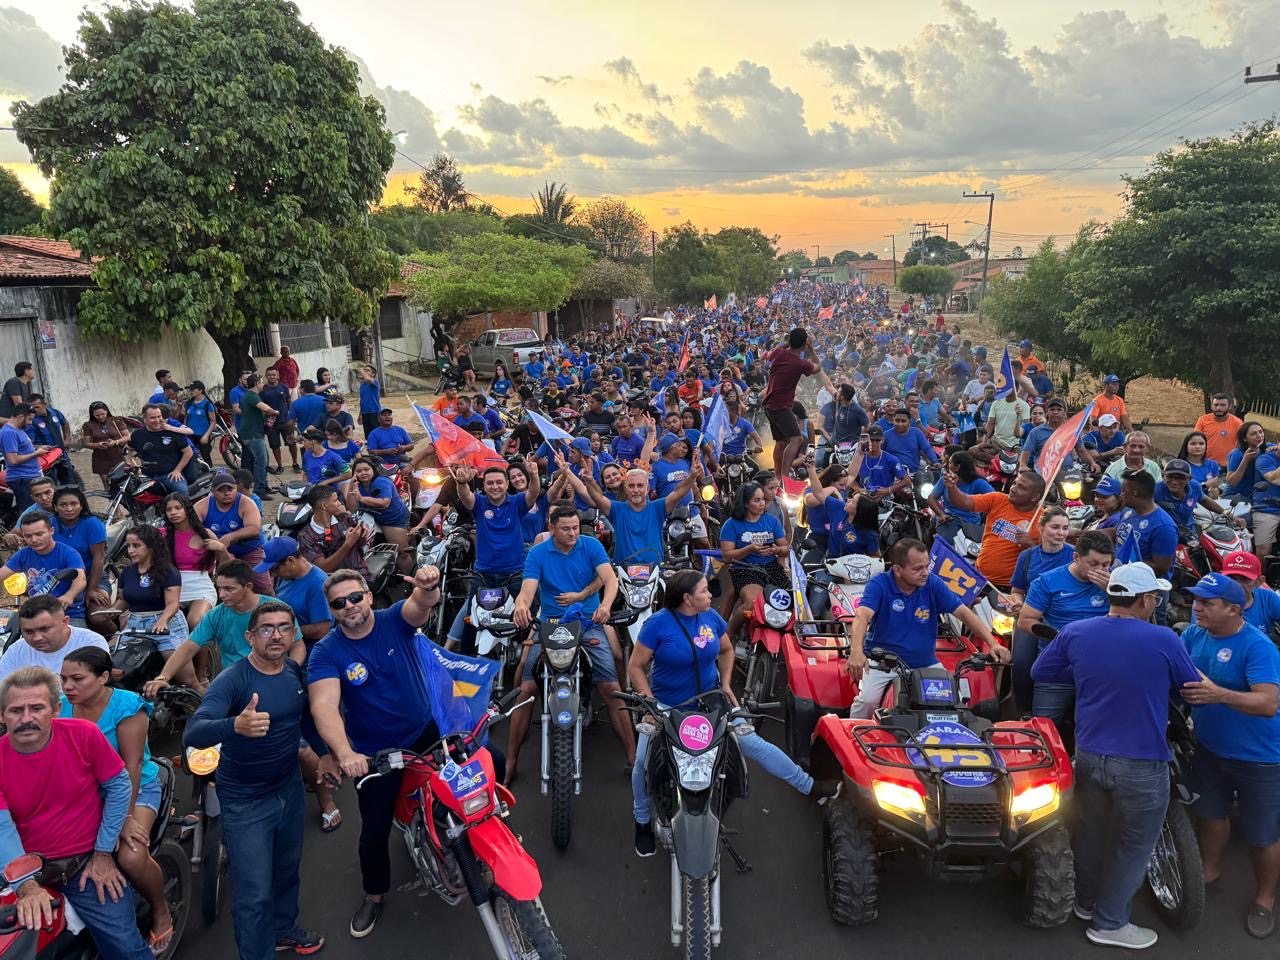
top-left (1087, 924), bottom-right (1158, 950)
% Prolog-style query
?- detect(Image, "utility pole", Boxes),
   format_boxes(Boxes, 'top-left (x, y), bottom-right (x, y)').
top-left (1244, 64), bottom-right (1280, 83)
top-left (928, 222), bottom-right (949, 242)
top-left (811, 244), bottom-right (821, 264)
top-left (883, 233), bottom-right (897, 285)
top-left (963, 191), bottom-right (995, 320)
top-left (650, 230), bottom-right (657, 289)
top-left (914, 222), bottom-right (929, 264)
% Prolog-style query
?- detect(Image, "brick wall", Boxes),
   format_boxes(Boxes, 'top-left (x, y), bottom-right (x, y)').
top-left (454, 310), bottom-right (542, 344)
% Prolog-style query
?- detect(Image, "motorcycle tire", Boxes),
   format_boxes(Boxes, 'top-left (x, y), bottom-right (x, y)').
top-left (490, 887), bottom-right (566, 960)
top-left (219, 435), bottom-right (242, 470)
top-left (1146, 798), bottom-right (1204, 930)
top-left (550, 726), bottom-right (573, 850)
top-left (745, 653), bottom-right (777, 708)
top-left (822, 798), bottom-right (879, 925)
top-left (680, 874), bottom-right (713, 960)
top-left (200, 816), bottom-right (228, 927)
top-left (1021, 824), bottom-right (1074, 927)
top-left (149, 839), bottom-right (192, 960)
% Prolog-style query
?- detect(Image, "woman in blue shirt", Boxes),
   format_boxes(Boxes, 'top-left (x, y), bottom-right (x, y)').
top-left (627, 571), bottom-right (837, 855)
top-left (719, 482), bottom-right (790, 639)
top-left (1178, 431), bottom-right (1222, 493)
top-left (1011, 505), bottom-right (1074, 603)
top-left (300, 427), bottom-right (350, 489)
top-left (53, 485), bottom-right (108, 604)
top-left (60, 646), bottom-right (173, 951)
top-left (491, 361), bottom-right (513, 399)
top-left (1226, 421), bottom-right (1267, 498)
top-left (507, 462), bottom-right (549, 544)
top-left (324, 420), bottom-right (362, 464)
top-left (802, 461), bottom-right (848, 556)
top-left (347, 455), bottom-right (411, 571)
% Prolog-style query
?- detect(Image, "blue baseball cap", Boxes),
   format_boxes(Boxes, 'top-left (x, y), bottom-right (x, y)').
top-left (253, 536), bottom-right (299, 573)
top-left (1183, 572), bottom-right (1246, 607)
top-left (570, 437), bottom-right (593, 455)
top-left (658, 432), bottom-right (684, 453)
top-left (1102, 374), bottom-right (1120, 384)
top-left (1020, 339), bottom-right (1032, 349)
top-left (1094, 476), bottom-right (1122, 498)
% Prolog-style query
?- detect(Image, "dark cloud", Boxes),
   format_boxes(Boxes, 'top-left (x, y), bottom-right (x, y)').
top-left (0, 6), bottom-right (65, 162)
top-left (603, 56), bottom-right (673, 106)
top-left (347, 53), bottom-right (442, 165)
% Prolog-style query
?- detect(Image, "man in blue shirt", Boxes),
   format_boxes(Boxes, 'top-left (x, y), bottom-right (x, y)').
top-left (148, 368), bottom-right (173, 403)
top-left (183, 380), bottom-right (218, 463)
top-left (844, 538), bottom-right (1007, 718)
top-left (0, 404), bottom-right (48, 510)
top-left (853, 426), bottom-right (910, 500)
top-left (818, 385), bottom-right (867, 467)
top-left (449, 396), bottom-right (488, 437)
top-left (307, 565), bottom-right (445, 939)
top-left (1220, 551), bottom-right (1280, 637)
top-left (1020, 398), bottom-right (1097, 476)
top-left (1114, 469), bottom-right (1179, 624)
top-left (1251, 442), bottom-right (1280, 562)
top-left (881, 410), bottom-right (937, 471)
top-left (720, 401), bottom-right (762, 458)
top-left (289, 380), bottom-right (327, 436)
top-left (321, 394), bottom-right (354, 437)
top-left (365, 409), bottom-right (415, 470)
top-left (1179, 573), bottom-right (1280, 938)
top-left (357, 366), bottom-right (381, 439)
top-left (1155, 458), bottom-right (1239, 535)
top-left (569, 459), bottom-right (699, 566)
top-left (0, 511), bottom-right (88, 623)
top-left (472, 394), bottom-right (505, 442)
top-left (255, 537), bottom-right (333, 646)
top-left (1081, 414), bottom-right (1126, 465)
top-left (915, 379), bottom-right (946, 430)
top-left (1032, 562), bottom-right (1200, 950)
top-left (609, 415), bottom-right (647, 467)
top-left (522, 356), bottom-right (546, 381)
top-left (507, 504), bottom-right (632, 783)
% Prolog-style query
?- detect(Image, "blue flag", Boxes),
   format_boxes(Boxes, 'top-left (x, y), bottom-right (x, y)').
top-left (928, 538), bottom-right (989, 607)
top-left (410, 635), bottom-right (499, 742)
top-left (652, 391), bottom-right (667, 417)
top-left (703, 391), bottom-right (730, 460)
top-left (993, 347), bottom-right (1015, 399)
top-left (1116, 526), bottom-right (1143, 565)
top-left (527, 408), bottom-right (574, 444)
top-left (789, 549), bottom-right (810, 621)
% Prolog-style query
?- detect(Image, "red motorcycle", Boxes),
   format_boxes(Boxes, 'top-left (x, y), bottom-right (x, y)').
top-left (738, 586), bottom-right (796, 709)
top-left (355, 697), bottom-right (565, 959)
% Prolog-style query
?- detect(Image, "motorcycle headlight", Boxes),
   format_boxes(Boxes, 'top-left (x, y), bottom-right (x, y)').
top-left (727, 464), bottom-right (743, 478)
top-left (990, 613), bottom-right (1015, 637)
top-left (672, 747), bottom-right (716, 791)
top-left (780, 494), bottom-right (801, 513)
top-left (544, 647), bottom-right (577, 670)
top-left (918, 482), bottom-right (934, 499)
top-left (474, 607), bottom-right (498, 628)
top-left (700, 483), bottom-right (717, 502)
top-left (764, 604), bottom-right (792, 628)
top-left (1061, 479), bottom-right (1083, 501)
top-left (1010, 782), bottom-right (1059, 825)
top-left (667, 520), bottom-right (687, 539)
top-left (872, 778), bottom-right (926, 821)
top-left (625, 585), bottom-right (653, 609)
top-left (185, 745), bottom-right (221, 776)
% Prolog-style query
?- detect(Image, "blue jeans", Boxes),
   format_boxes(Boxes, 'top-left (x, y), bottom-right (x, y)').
top-left (1032, 682), bottom-right (1074, 724)
top-left (58, 862), bottom-right (151, 960)
top-left (242, 436), bottom-right (269, 493)
top-left (632, 717), bottom-right (812, 824)
top-left (8, 477), bottom-right (33, 512)
top-left (150, 474), bottom-right (189, 496)
top-left (220, 778), bottom-right (305, 960)
top-left (1072, 750), bottom-right (1169, 930)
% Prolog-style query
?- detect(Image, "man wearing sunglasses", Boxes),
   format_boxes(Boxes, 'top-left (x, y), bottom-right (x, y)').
top-left (307, 564), bottom-right (450, 940)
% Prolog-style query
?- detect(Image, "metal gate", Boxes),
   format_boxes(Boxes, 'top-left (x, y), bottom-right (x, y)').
top-left (0, 318), bottom-right (44, 394)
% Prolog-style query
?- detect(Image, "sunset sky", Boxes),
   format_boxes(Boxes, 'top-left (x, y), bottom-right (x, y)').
top-left (4, 0), bottom-right (1279, 257)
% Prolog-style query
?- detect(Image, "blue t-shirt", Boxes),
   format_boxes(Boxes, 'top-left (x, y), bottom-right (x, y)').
top-left (916, 398), bottom-right (942, 429)
top-left (880, 426), bottom-right (937, 469)
top-left (304, 448), bottom-right (349, 484)
top-left (720, 417), bottom-right (758, 457)
top-left (806, 487), bottom-right (832, 537)
top-left (1225, 448), bottom-right (1255, 498)
top-left (859, 572), bottom-right (961, 668)
top-left (651, 457), bottom-right (693, 508)
top-left (358, 475), bottom-right (409, 528)
top-left (184, 397), bottom-right (216, 438)
top-left (307, 602), bottom-right (430, 754)
top-left (290, 394), bottom-right (327, 434)
top-left (1243, 587), bottom-right (1280, 636)
top-left (0, 424), bottom-right (39, 480)
top-left (326, 440), bottom-right (362, 464)
top-left (610, 499), bottom-right (666, 566)
top-left (1023, 424), bottom-right (1076, 474)
top-left (1113, 506), bottom-right (1178, 563)
top-left (452, 412), bottom-right (488, 434)
top-left (54, 516), bottom-right (107, 573)
top-left (858, 450), bottom-right (907, 491)
top-left (366, 425), bottom-right (412, 465)
top-left (1024, 564), bottom-right (1108, 631)
top-left (639, 609), bottom-right (726, 707)
top-left (491, 378), bottom-right (513, 397)
top-left (275, 564), bottom-right (332, 631)
top-left (825, 496), bottom-right (880, 558)
top-left (60, 688), bottom-right (158, 787)
top-left (1155, 479), bottom-right (1203, 530)
top-left (7, 543), bottom-right (86, 618)
top-left (228, 385), bottom-right (245, 429)
top-left (1253, 451), bottom-right (1280, 516)
top-left (1187, 459), bottom-right (1221, 487)
top-left (720, 514), bottom-right (785, 566)
top-left (610, 433), bottom-right (646, 467)
top-left (473, 494), bottom-right (531, 574)
top-left (944, 477), bottom-right (993, 525)
top-left (522, 534), bottom-right (610, 619)
top-left (1082, 429), bottom-right (1126, 455)
top-left (1011, 544), bottom-right (1075, 592)
top-left (523, 361), bottom-right (546, 380)
top-left (1032, 617), bottom-right (1199, 760)
top-left (1183, 623), bottom-right (1280, 763)
top-left (521, 493), bottom-right (549, 545)
top-left (358, 379), bottom-right (381, 415)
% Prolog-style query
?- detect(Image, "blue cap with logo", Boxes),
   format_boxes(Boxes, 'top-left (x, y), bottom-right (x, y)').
top-left (1094, 476), bottom-right (1122, 498)
top-left (1183, 572), bottom-right (1246, 606)
top-left (658, 432), bottom-right (684, 453)
top-left (1102, 374), bottom-right (1120, 384)
top-left (570, 436), bottom-right (593, 455)
top-left (253, 536), bottom-right (300, 573)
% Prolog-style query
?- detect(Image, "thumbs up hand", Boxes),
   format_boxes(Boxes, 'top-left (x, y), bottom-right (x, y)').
top-left (233, 693), bottom-right (271, 738)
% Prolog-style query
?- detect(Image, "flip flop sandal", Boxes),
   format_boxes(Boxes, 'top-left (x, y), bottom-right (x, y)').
top-left (1247, 904), bottom-right (1275, 939)
top-left (320, 809), bottom-right (343, 833)
top-left (149, 926), bottom-right (174, 956)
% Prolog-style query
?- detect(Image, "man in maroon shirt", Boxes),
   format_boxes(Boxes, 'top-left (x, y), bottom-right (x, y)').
top-left (268, 346), bottom-right (300, 399)
top-left (763, 328), bottom-right (836, 476)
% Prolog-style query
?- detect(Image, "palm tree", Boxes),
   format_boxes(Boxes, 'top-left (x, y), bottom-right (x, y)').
top-left (532, 181), bottom-right (577, 225)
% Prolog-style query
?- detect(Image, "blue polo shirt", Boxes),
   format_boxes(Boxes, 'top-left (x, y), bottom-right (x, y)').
top-left (880, 426), bottom-right (937, 469)
top-left (366, 425), bottom-right (413, 466)
top-left (358, 379), bottom-right (381, 415)
top-left (522, 534), bottom-right (610, 619)
top-left (274, 564), bottom-right (332, 632)
top-left (858, 450), bottom-right (907, 492)
top-left (474, 494), bottom-right (532, 574)
top-left (1154, 480), bottom-right (1203, 530)
top-left (1011, 544), bottom-right (1074, 593)
top-left (1024, 563), bottom-right (1108, 632)
top-left (1243, 588), bottom-right (1280, 636)
top-left (1114, 506), bottom-right (1179, 562)
top-left (609, 499), bottom-right (666, 566)
top-left (859, 571), bottom-right (961, 668)
top-left (307, 602), bottom-right (430, 754)
top-left (1183, 623), bottom-right (1280, 763)
top-left (720, 514), bottom-right (785, 566)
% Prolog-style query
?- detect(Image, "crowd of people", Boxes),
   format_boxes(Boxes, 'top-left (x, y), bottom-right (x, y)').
top-left (0, 277), bottom-right (1275, 957)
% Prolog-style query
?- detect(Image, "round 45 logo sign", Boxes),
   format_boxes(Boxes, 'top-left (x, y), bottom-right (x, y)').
top-left (906, 721), bottom-right (998, 787)
top-left (767, 589), bottom-right (791, 610)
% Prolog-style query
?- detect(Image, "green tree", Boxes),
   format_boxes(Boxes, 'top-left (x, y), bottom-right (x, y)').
top-left (897, 264), bottom-right (956, 301)
top-left (710, 226), bottom-right (778, 296)
top-left (814, 255), bottom-right (832, 267)
top-left (406, 153), bottom-right (470, 213)
top-left (531, 181), bottom-right (576, 225)
top-left (1068, 120), bottom-right (1280, 406)
top-left (371, 206), bottom-right (502, 255)
top-left (832, 249), bottom-right (859, 266)
top-left (569, 258), bottom-right (653, 332)
top-left (778, 248), bottom-right (811, 270)
top-left (861, 251), bottom-right (878, 260)
top-left (653, 222), bottom-right (775, 302)
top-left (578, 196), bottom-right (649, 263)
top-left (0, 169), bottom-right (43, 235)
top-left (503, 214), bottom-right (597, 248)
top-left (904, 235), bottom-right (970, 267)
top-left (406, 232), bottom-right (590, 323)
top-left (13, 0), bottom-right (395, 388)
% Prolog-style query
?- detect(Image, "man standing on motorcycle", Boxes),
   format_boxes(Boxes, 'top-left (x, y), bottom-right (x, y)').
top-left (762, 328), bottom-right (838, 480)
top-left (0, 666), bottom-right (153, 958)
top-left (843, 538), bottom-right (1008, 717)
top-left (1032, 563), bottom-right (1203, 951)
top-left (308, 565), bottom-right (444, 939)
top-left (942, 469), bottom-right (1046, 590)
top-left (1179, 573), bottom-right (1280, 938)
top-left (185, 601), bottom-right (332, 958)
top-left (817, 384), bottom-right (867, 469)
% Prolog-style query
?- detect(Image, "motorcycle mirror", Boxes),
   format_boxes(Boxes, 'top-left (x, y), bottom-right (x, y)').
top-left (2, 573), bottom-right (27, 597)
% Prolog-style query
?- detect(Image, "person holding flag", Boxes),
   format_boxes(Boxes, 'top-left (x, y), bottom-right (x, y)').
top-left (412, 403), bottom-right (506, 472)
top-left (1020, 398), bottom-right (1100, 478)
top-left (1110, 469), bottom-right (1178, 625)
top-left (942, 468), bottom-right (1046, 590)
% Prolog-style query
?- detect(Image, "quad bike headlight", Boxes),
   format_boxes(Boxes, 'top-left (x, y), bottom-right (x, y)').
top-left (764, 605), bottom-right (792, 629)
top-left (872, 778), bottom-right (926, 821)
top-left (990, 613), bottom-right (1016, 637)
top-left (544, 647), bottom-right (577, 670)
top-left (672, 748), bottom-right (716, 791)
top-left (1010, 782), bottom-right (1059, 825)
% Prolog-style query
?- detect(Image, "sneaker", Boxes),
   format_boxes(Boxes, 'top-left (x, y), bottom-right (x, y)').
top-left (810, 779), bottom-right (842, 806)
top-left (1247, 904), bottom-right (1275, 939)
top-left (1086, 924), bottom-right (1158, 950)
top-left (1074, 903), bottom-right (1094, 921)
top-left (634, 820), bottom-right (656, 858)
top-left (276, 928), bottom-right (325, 954)
top-left (349, 897), bottom-right (382, 939)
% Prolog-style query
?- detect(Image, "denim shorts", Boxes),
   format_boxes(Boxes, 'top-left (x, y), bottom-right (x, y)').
top-left (522, 624), bottom-right (618, 683)
top-left (134, 778), bottom-right (163, 813)
top-left (1190, 745), bottom-right (1280, 846)
top-left (126, 610), bottom-right (189, 652)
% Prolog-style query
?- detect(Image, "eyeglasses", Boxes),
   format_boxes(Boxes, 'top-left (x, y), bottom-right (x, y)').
top-left (253, 624), bottom-right (293, 639)
top-left (328, 590), bottom-right (368, 610)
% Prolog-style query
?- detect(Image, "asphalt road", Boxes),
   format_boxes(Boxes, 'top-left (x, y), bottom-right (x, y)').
top-left (170, 712), bottom-right (1271, 960)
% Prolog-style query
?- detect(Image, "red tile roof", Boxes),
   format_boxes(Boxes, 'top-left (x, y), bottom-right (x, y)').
top-left (386, 259), bottom-right (424, 298)
top-left (0, 236), bottom-right (96, 282)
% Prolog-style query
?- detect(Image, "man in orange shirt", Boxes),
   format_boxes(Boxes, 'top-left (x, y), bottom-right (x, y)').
top-left (1194, 393), bottom-right (1243, 467)
top-left (1018, 340), bottom-right (1044, 379)
top-left (676, 369), bottom-right (703, 406)
top-left (1090, 374), bottom-right (1133, 432)
top-left (943, 469), bottom-right (1046, 588)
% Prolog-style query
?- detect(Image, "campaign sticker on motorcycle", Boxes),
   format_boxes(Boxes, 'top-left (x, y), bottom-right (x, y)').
top-left (677, 715), bottom-right (714, 752)
top-left (477, 588), bottom-right (505, 608)
top-left (906, 721), bottom-right (998, 787)
top-left (443, 758), bottom-right (489, 800)
top-left (921, 678), bottom-right (954, 704)
top-left (556, 686), bottom-right (571, 700)
top-left (549, 626), bottom-right (573, 644)
top-left (556, 710), bottom-right (573, 725)
top-left (626, 564), bottom-right (653, 582)
top-left (768, 589), bottom-right (792, 610)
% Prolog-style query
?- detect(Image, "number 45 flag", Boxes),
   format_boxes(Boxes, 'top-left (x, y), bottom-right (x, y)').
top-left (928, 538), bottom-right (988, 607)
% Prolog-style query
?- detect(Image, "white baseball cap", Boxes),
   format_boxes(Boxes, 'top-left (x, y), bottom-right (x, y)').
top-left (1097, 414), bottom-right (1119, 427)
top-left (1107, 562), bottom-right (1171, 597)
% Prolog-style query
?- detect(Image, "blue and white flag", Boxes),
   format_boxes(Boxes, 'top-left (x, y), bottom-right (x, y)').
top-left (527, 408), bottom-right (574, 444)
top-left (928, 538), bottom-right (989, 607)
top-left (411, 635), bottom-right (500, 742)
top-left (1115, 525), bottom-right (1144, 566)
top-left (702, 391), bottom-right (730, 460)
top-left (993, 347), bottom-right (1015, 400)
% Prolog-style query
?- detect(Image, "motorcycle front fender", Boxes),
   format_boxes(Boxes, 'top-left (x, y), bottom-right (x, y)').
top-left (469, 816), bottom-right (543, 901)
top-left (671, 808), bottom-right (720, 880)
top-left (548, 682), bottom-right (579, 728)
top-left (752, 627), bottom-right (783, 656)
top-left (476, 629), bottom-right (499, 656)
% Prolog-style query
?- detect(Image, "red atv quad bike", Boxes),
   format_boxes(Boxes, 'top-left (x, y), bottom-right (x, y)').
top-left (809, 648), bottom-right (1075, 929)
top-left (738, 586), bottom-right (797, 710)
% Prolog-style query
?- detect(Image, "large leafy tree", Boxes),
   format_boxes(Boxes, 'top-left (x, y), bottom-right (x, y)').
top-left (371, 206), bottom-right (502, 256)
top-left (1069, 120), bottom-right (1280, 407)
top-left (0, 169), bottom-right (43, 234)
top-left (579, 197), bottom-right (649, 263)
top-left (832, 249), bottom-right (860, 266)
top-left (897, 264), bottom-right (956, 300)
top-left (406, 153), bottom-right (470, 213)
top-left (569, 259), bottom-right (653, 332)
top-left (13, 0), bottom-right (395, 389)
top-left (904, 235), bottom-right (971, 267)
top-left (654, 222), bottom-right (777, 302)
